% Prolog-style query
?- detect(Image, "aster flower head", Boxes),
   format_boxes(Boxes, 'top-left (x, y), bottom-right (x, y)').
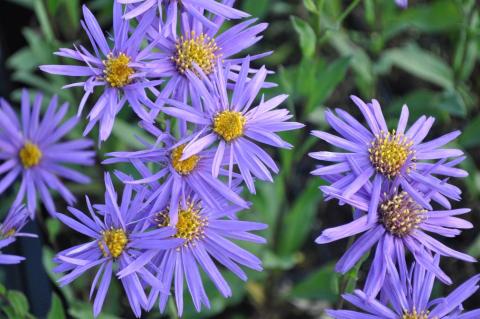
top-left (315, 179), bottom-right (475, 297)
top-left (310, 95), bottom-right (467, 212)
top-left (117, 0), bottom-right (249, 30)
top-left (161, 58), bottom-right (304, 193)
top-left (328, 256), bottom-right (480, 319)
top-left (0, 205), bottom-right (37, 265)
top-left (54, 173), bottom-right (183, 318)
top-left (148, 12), bottom-right (270, 107)
top-left (148, 195), bottom-right (267, 316)
top-left (104, 120), bottom-right (249, 225)
top-left (0, 90), bottom-right (94, 216)
top-left (40, 3), bottom-right (162, 142)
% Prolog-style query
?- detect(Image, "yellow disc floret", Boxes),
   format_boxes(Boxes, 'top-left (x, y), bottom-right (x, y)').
top-left (213, 110), bottom-right (246, 142)
top-left (156, 202), bottom-right (207, 246)
top-left (402, 308), bottom-right (431, 319)
top-left (171, 144), bottom-right (200, 175)
top-left (103, 53), bottom-right (134, 88)
top-left (368, 130), bottom-right (415, 179)
top-left (98, 228), bottom-right (128, 258)
top-left (172, 31), bottom-right (219, 75)
top-left (3, 228), bottom-right (16, 238)
top-left (19, 142), bottom-right (42, 168)
top-left (380, 192), bottom-right (426, 237)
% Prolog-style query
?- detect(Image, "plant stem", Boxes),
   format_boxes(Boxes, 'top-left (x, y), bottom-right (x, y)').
top-left (337, 0), bottom-right (362, 27)
top-left (167, 298), bottom-right (179, 319)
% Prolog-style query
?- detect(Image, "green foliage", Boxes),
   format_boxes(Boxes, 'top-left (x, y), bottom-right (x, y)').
top-left (290, 263), bottom-right (338, 301)
top-left (0, 283), bottom-right (35, 319)
top-left (2, 0), bottom-right (480, 318)
top-left (291, 16), bottom-right (317, 58)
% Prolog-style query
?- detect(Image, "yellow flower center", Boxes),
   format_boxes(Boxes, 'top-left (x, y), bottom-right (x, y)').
top-left (3, 228), bottom-right (16, 238)
top-left (19, 142), bottom-right (42, 168)
top-left (402, 309), bottom-right (433, 319)
top-left (156, 202), bottom-right (207, 246)
top-left (98, 228), bottom-right (128, 258)
top-left (103, 53), bottom-right (134, 88)
top-left (368, 130), bottom-right (415, 179)
top-left (380, 192), bottom-right (426, 237)
top-left (213, 110), bottom-right (246, 142)
top-left (171, 144), bottom-right (200, 175)
top-left (172, 31), bottom-right (219, 75)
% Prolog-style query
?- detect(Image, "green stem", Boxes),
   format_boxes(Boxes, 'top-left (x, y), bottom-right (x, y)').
top-left (336, 0), bottom-right (362, 27)
top-left (168, 298), bottom-right (179, 319)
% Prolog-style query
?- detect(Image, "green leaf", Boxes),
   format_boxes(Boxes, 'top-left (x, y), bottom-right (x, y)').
top-left (7, 290), bottom-right (29, 317)
top-left (383, 0), bottom-right (463, 39)
top-left (303, 0), bottom-right (317, 13)
top-left (111, 119), bottom-right (155, 149)
top-left (47, 0), bottom-right (61, 15)
top-left (64, 0), bottom-right (80, 31)
top-left (290, 263), bottom-right (338, 301)
top-left (6, 47), bottom-right (38, 72)
top-left (250, 177), bottom-right (285, 242)
top-left (46, 218), bottom-right (61, 243)
top-left (33, 0), bottom-right (55, 41)
top-left (324, 26), bottom-right (374, 95)
top-left (241, 0), bottom-right (269, 19)
top-left (278, 178), bottom-right (324, 256)
top-left (262, 250), bottom-right (300, 270)
top-left (47, 294), bottom-right (66, 319)
top-left (376, 44), bottom-right (454, 89)
top-left (307, 56), bottom-right (352, 113)
top-left (290, 16), bottom-right (317, 58)
top-left (459, 115), bottom-right (480, 148)
top-left (70, 301), bottom-right (118, 319)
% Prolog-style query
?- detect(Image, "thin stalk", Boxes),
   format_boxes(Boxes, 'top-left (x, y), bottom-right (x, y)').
top-left (168, 298), bottom-right (179, 319)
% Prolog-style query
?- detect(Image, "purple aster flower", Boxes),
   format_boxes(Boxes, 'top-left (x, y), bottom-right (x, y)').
top-left (104, 121), bottom-right (248, 224)
top-left (396, 0), bottom-right (408, 8)
top-left (40, 4), bottom-right (162, 142)
top-left (160, 59), bottom-right (304, 193)
top-left (0, 90), bottom-right (94, 216)
top-left (310, 96), bottom-right (467, 212)
top-left (54, 173), bottom-right (183, 318)
top-left (145, 195), bottom-right (266, 316)
top-left (0, 205), bottom-right (37, 265)
top-left (315, 180), bottom-right (475, 297)
top-left (117, 0), bottom-right (248, 29)
top-left (147, 12), bottom-right (270, 107)
top-left (328, 256), bottom-right (480, 319)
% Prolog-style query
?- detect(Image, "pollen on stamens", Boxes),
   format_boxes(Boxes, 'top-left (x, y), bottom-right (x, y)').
top-left (213, 110), bottom-right (246, 142)
top-left (380, 191), bottom-right (426, 237)
top-left (172, 31), bottom-right (219, 75)
top-left (402, 308), bottom-right (431, 319)
top-left (2, 228), bottom-right (16, 238)
top-left (156, 202), bottom-right (208, 247)
top-left (171, 144), bottom-right (200, 175)
top-left (19, 142), bottom-right (42, 169)
top-left (368, 130), bottom-right (415, 179)
top-left (103, 53), bottom-right (134, 88)
top-left (98, 228), bottom-right (128, 258)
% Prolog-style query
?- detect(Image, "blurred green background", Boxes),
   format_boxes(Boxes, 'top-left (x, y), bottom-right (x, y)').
top-left (0, 0), bottom-right (479, 318)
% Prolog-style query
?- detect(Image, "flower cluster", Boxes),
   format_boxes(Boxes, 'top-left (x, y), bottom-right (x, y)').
top-left (311, 96), bottom-right (479, 316)
top-left (42, 1), bottom-right (302, 317)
